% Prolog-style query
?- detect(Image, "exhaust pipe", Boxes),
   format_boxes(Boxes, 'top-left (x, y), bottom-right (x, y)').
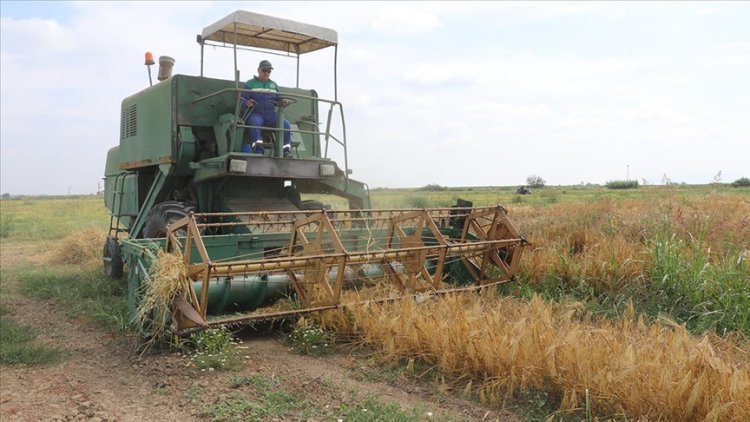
top-left (157, 56), bottom-right (175, 81)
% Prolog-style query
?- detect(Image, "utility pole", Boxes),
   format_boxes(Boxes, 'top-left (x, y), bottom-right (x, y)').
top-left (626, 165), bottom-right (629, 181)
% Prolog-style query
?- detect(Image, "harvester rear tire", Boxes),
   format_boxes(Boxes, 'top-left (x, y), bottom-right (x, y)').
top-left (142, 201), bottom-right (196, 238)
top-left (102, 236), bottom-right (123, 279)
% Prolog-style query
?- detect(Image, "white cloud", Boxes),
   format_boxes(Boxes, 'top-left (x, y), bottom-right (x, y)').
top-left (0, 16), bottom-right (75, 55)
top-left (370, 10), bottom-right (441, 34)
top-left (1, 1), bottom-right (749, 194)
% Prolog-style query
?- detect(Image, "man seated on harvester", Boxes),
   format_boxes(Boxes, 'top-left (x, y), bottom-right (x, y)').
top-left (240, 60), bottom-right (292, 157)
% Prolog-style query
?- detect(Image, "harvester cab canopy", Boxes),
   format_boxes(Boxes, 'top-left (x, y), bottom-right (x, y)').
top-left (198, 10), bottom-right (340, 98)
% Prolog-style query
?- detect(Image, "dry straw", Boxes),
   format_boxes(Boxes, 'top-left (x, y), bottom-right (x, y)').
top-left (320, 291), bottom-right (750, 420)
top-left (513, 195), bottom-right (750, 290)
top-left (136, 249), bottom-right (193, 340)
top-left (47, 228), bottom-right (106, 266)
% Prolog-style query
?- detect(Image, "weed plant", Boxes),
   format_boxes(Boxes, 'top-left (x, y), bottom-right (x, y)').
top-left (178, 327), bottom-right (243, 371)
top-left (287, 317), bottom-right (333, 355)
top-left (646, 229), bottom-right (749, 335)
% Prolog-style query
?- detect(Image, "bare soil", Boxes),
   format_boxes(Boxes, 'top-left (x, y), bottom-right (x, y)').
top-left (0, 243), bottom-right (520, 422)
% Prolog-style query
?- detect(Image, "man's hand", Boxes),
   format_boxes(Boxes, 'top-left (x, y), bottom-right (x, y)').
top-left (246, 98), bottom-right (256, 108)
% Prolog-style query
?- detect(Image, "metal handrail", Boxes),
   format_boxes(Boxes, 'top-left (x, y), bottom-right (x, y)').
top-left (192, 87), bottom-right (349, 178)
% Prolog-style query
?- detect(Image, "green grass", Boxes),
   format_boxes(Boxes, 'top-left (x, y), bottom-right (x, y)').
top-left (0, 305), bottom-right (64, 365)
top-left (645, 230), bottom-right (750, 335)
top-left (17, 266), bottom-right (131, 333)
top-left (337, 394), bottom-right (437, 421)
top-left (0, 195), bottom-right (109, 241)
top-left (203, 383), bottom-right (445, 422)
top-left (0, 212), bottom-right (16, 238)
top-left (229, 374), bottom-right (270, 389)
top-left (203, 390), bottom-right (312, 422)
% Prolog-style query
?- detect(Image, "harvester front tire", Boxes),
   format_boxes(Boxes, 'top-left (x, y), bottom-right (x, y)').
top-left (142, 201), bottom-right (196, 238)
top-left (300, 200), bottom-right (328, 210)
top-left (102, 236), bottom-right (123, 279)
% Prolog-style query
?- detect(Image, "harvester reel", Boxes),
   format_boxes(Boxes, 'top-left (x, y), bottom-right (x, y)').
top-left (301, 243), bottom-right (327, 286)
top-left (385, 211), bottom-right (447, 292)
top-left (401, 234), bottom-right (427, 274)
top-left (459, 207), bottom-right (525, 284)
top-left (287, 212), bottom-right (346, 307)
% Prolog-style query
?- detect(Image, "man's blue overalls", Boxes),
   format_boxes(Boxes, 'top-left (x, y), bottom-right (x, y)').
top-left (240, 76), bottom-right (292, 156)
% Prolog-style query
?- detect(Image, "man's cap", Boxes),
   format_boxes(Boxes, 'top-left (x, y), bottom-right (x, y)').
top-left (258, 60), bottom-right (273, 70)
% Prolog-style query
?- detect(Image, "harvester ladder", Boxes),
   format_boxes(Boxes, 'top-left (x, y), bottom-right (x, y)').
top-left (107, 172), bottom-right (129, 240)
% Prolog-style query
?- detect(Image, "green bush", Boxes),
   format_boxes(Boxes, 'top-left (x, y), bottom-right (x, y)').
top-left (605, 180), bottom-right (639, 189)
top-left (730, 177), bottom-right (750, 187)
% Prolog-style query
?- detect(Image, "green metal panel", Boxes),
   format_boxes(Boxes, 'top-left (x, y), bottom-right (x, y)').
top-left (279, 87), bottom-right (320, 158)
top-left (111, 173), bottom-right (139, 216)
top-left (175, 76), bottom-right (237, 127)
top-left (119, 79), bottom-right (174, 168)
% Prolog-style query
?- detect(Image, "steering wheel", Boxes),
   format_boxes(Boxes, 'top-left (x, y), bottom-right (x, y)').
top-left (268, 96), bottom-right (298, 108)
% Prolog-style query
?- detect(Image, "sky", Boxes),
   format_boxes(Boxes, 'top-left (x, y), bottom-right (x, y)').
top-left (1, 1), bottom-right (749, 195)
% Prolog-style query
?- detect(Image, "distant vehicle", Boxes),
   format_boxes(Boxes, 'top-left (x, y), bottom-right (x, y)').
top-left (516, 186), bottom-right (531, 195)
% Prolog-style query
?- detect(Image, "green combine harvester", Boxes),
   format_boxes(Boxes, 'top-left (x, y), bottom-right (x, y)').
top-left (103, 10), bottom-right (527, 335)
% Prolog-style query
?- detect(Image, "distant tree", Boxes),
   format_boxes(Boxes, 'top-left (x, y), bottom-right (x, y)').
top-left (526, 175), bottom-right (546, 188)
top-left (418, 183), bottom-right (447, 192)
top-left (730, 177), bottom-right (750, 187)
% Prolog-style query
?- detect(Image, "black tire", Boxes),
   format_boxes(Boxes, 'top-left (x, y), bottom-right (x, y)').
top-left (300, 200), bottom-right (329, 210)
top-left (103, 235), bottom-right (123, 279)
top-left (142, 201), bottom-right (196, 238)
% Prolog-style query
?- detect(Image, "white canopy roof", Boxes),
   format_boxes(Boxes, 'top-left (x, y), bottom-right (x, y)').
top-left (201, 10), bottom-right (338, 55)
